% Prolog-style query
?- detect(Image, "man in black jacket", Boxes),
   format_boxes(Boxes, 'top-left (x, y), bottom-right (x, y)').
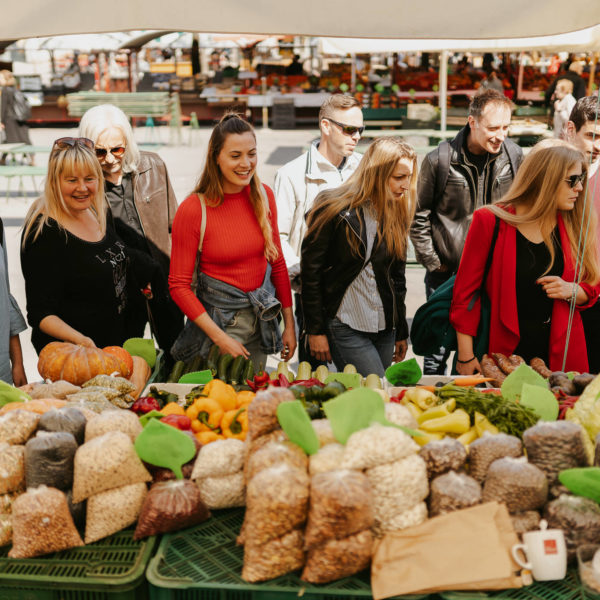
top-left (410, 89), bottom-right (523, 374)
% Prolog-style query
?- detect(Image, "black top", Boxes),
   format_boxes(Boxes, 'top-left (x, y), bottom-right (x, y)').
top-left (514, 227), bottom-right (563, 363)
top-left (21, 216), bottom-right (130, 353)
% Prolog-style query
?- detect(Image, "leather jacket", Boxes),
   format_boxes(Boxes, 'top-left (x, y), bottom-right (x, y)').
top-left (300, 206), bottom-right (408, 341)
top-left (130, 151), bottom-right (178, 274)
top-left (409, 125), bottom-right (522, 273)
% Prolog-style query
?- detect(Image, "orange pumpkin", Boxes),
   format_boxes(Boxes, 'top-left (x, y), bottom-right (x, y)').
top-left (102, 346), bottom-right (133, 376)
top-left (129, 355), bottom-right (152, 400)
top-left (37, 342), bottom-right (128, 385)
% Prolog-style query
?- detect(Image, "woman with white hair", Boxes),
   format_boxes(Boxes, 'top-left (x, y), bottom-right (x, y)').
top-left (79, 104), bottom-right (183, 360)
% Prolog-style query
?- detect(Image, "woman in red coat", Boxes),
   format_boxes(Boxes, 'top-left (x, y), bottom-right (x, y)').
top-left (451, 142), bottom-right (600, 374)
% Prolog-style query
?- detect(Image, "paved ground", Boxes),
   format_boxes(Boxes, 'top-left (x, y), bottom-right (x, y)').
top-left (1, 125), bottom-right (428, 382)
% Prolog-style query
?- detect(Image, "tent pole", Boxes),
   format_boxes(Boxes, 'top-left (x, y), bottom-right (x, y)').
top-left (589, 52), bottom-right (599, 96)
top-left (351, 53), bottom-right (356, 92)
top-left (439, 49), bottom-right (448, 132)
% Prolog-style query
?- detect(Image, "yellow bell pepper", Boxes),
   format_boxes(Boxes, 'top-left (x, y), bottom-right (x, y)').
top-left (221, 407), bottom-right (248, 440)
top-left (161, 402), bottom-right (185, 417)
top-left (203, 379), bottom-right (237, 411)
top-left (420, 408), bottom-right (471, 434)
top-left (186, 397), bottom-right (224, 433)
top-left (404, 387), bottom-right (438, 410)
top-left (456, 427), bottom-right (478, 446)
top-left (236, 390), bottom-right (255, 408)
top-left (474, 412), bottom-right (500, 437)
top-left (413, 431), bottom-right (444, 446)
top-left (195, 430), bottom-right (225, 445)
top-left (417, 399), bottom-right (456, 424)
top-left (403, 401), bottom-right (423, 421)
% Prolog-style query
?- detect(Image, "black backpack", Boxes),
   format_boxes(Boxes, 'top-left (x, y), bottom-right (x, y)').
top-left (10, 89), bottom-right (32, 122)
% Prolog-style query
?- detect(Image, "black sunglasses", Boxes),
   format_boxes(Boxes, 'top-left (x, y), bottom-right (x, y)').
top-left (52, 137), bottom-right (95, 151)
top-left (324, 117), bottom-right (365, 136)
top-left (564, 173), bottom-right (585, 188)
top-left (95, 146), bottom-right (126, 159)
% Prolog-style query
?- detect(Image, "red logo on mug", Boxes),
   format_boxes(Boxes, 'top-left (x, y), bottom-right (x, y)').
top-left (544, 539), bottom-right (558, 555)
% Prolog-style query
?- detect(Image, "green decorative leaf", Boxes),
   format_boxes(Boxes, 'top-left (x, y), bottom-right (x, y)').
top-left (385, 358), bottom-right (422, 386)
top-left (123, 338), bottom-right (157, 368)
top-left (277, 401), bottom-right (320, 455)
top-left (501, 363), bottom-right (547, 401)
top-left (559, 468), bottom-right (600, 503)
top-left (520, 383), bottom-right (558, 421)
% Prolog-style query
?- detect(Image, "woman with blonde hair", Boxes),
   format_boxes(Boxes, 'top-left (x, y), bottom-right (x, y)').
top-left (301, 137), bottom-right (417, 376)
top-left (451, 141), bottom-right (600, 374)
top-left (21, 138), bottom-right (130, 353)
top-left (169, 113), bottom-right (295, 367)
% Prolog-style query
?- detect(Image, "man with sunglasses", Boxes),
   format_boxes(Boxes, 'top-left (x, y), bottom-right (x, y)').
top-left (410, 89), bottom-right (522, 374)
top-left (274, 94), bottom-right (363, 366)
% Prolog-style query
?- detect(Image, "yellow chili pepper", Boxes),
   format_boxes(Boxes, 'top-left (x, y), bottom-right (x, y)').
top-left (195, 431), bottom-right (225, 445)
top-left (474, 412), bottom-right (500, 437)
top-left (221, 407), bottom-right (249, 440)
top-left (413, 431), bottom-right (444, 447)
top-left (456, 427), bottom-right (478, 446)
top-left (161, 402), bottom-right (185, 417)
top-left (203, 379), bottom-right (237, 411)
top-left (417, 399), bottom-right (456, 424)
top-left (403, 401), bottom-right (423, 421)
top-left (186, 397), bottom-right (223, 433)
top-left (236, 390), bottom-right (255, 408)
top-left (420, 408), bottom-right (471, 434)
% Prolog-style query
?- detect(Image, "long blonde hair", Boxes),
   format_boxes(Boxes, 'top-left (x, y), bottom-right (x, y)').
top-left (488, 141), bottom-right (599, 284)
top-left (306, 137), bottom-right (417, 260)
top-left (23, 141), bottom-right (106, 245)
top-left (192, 113), bottom-right (278, 261)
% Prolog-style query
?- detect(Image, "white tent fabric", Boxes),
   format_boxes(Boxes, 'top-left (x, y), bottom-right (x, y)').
top-left (0, 0), bottom-right (599, 41)
top-left (11, 33), bottom-right (133, 52)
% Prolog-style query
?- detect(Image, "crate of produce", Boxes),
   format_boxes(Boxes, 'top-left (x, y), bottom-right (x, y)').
top-left (147, 508), bottom-right (426, 600)
top-left (0, 528), bottom-right (156, 600)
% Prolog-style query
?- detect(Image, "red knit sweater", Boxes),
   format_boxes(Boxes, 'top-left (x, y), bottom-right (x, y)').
top-left (169, 184), bottom-right (292, 320)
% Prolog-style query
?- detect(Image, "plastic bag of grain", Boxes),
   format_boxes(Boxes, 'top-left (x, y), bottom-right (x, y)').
top-left (311, 419), bottom-right (336, 447)
top-left (385, 403), bottom-right (418, 429)
top-left (482, 457), bottom-right (548, 513)
top-left (0, 443), bottom-right (25, 494)
top-left (85, 482), bottom-right (147, 543)
top-left (191, 439), bottom-right (246, 480)
top-left (29, 380), bottom-right (81, 399)
top-left (429, 471), bottom-right (481, 516)
top-left (9, 486), bottom-right (83, 557)
top-left (419, 438), bottom-right (467, 479)
top-left (0, 410), bottom-right (40, 445)
top-left (134, 480), bottom-right (210, 539)
top-left (373, 502), bottom-right (428, 537)
top-left (245, 441), bottom-right (307, 481)
top-left (309, 443), bottom-right (346, 476)
top-left (198, 472), bottom-right (245, 509)
top-left (38, 407), bottom-right (87, 445)
top-left (511, 511), bottom-right (541, 537)
top-left (84, 409), bottom-right (142, 443)
top-left (302, 529), bottom-right (373, 583)
top-left (72, 431), bottom-right (151, 503)
top-left (0, 514), bottom-right (11, 546)
top-left (25, 431), bottom-right (77, 491)
top-left (247, 387), bottom-right (295, 441)
top-left (469, 432), bottom-right (523, 483)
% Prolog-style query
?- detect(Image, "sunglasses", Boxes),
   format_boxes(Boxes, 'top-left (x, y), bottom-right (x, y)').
top-left (564, 173), bottom-right (585, 188)
top-left (324, 117), bottom-right (365, 137)
top-left (52, 137), bottom-right (95, 151)
top-left (95, 146), bottom-right (126, 159)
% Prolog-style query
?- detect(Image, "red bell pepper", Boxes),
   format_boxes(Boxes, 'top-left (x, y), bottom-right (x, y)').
top-left (131, 396), bottom-right (161, 415)
top-left (246, 369), bottom-right (271, 392)
top-left (161, 414), bottom-right (192, 431)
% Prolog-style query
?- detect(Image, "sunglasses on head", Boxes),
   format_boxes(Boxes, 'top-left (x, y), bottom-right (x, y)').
top-left (52, 137), bottom-right (95, 152)
top-left (564, 173), bottom-right (585, 188)
top-left (95, 146), bottom-right (126, 159)
top-left (324, 117), bottom-right (365, 136)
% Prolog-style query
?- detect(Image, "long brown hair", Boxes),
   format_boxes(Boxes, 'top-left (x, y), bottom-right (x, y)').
top-left (305, 137), bottom-right (417, 260)
top-left (488, 141), bottom-right (599, 284)
top-left (192, 113), bottom-right (278, 261)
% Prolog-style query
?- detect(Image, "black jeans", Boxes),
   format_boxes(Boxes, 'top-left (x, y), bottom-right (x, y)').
top-left (423, 269), bottom-right (453, 375)
top-left (295, 292), bottom-right (327, 370)
top-left (581, 299), bottom-right (600, 374)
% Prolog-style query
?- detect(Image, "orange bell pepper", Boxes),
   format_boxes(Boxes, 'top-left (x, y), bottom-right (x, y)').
top-left (221, 407), bottom-right (248, 440)
top-left (203, 379), bottom-right (237, 411)
top-left (195, 430), bottom-right (224, 445)
top-left (161, 402), bottom-right (185, 416)
top-left (236, 390), bottom-right (255, 408)
top-left (185, 397), bottom-right (223, 433)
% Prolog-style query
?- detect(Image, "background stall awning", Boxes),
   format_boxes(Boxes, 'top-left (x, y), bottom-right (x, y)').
top-left (0, 0), bottom-right (599, 40)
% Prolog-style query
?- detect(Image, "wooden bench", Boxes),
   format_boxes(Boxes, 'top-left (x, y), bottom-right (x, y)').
top-left (66, 92), bottom-right (172, 120)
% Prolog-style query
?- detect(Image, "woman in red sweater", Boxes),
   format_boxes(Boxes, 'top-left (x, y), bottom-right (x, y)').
top-left (169, 114), bottom-right (295, 367)
top-left (451, 142), bottom-right (600, 374)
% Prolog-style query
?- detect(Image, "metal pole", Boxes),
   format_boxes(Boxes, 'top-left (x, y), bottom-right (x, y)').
top-left (261, 75), bottom-right (268, 128)
top-left (439, 50), bottom-right (448, 132)
top-left (351, 53), bottom-right (356, 92)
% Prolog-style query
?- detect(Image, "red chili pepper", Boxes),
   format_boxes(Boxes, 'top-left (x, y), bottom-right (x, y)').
top-left (292, 379), bottom-right (325, 388)
top-left (160, 414), bottom-right (192, 431)
top-left (278, 373), bottom-right (290, 388)
top-left (131, 396), bottom-right (161, 415)
top-left (390, 389), bottom-right (407, 403)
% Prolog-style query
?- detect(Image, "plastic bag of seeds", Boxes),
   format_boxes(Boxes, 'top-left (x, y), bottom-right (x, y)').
top-left (72, 431), bottom-right (151, 503)
top-left (482, 457), bottom-right (548, 513)
top-left (523, 421), bottom-right (588, 497)
top-left (134, 480), bottom-right (210, 539)
top-left (419, 438), bottom-right (467, 479)
top-left (342, 423), bottom-right (418, 470)
top-left (0, 410), bottom-right (40, 445)
top-left (242, 529), bottom-right (304, 583)
top-left (304, 469), bottom-right (373, 550)
top-left (245, 441), bottom-right (307, 481)
top-left (29, 380), bottom-right (81, 399)
top-left (0, 443), bottom-right (25, 494)
top-left (25, 431), bottom-right (77, 491)
top-left (311, 419), bottom-right (336, 447)
top-left (469, 432), bottom-right (523, 483)
top-left (373, 501), bottom-right (428, 536)
top-left (385, 403), bottom-right (418, 429)
top-left (511, 511), bottom-right (541, 537)
top-left (84, 410), bottom-right (142, 443)
top-left (302, 529), bottom-right (373, 584)
top-left (191, 439), bottom-right (246, 480)
top-left (83, 375), bottom-right (136, 395)
top-left (85, 482), bottom-right (147, 543)
top-left (429, 471), bottom-right (481, 516)
top-left (38, 407), bottom-right (87, 445)
top-left (309, 443), bottom-right (346, 476)
top-left (247, 387), bottom-right (295, 441)
top-left (244, 464), bottom-right (310, 545)
top-left (9, 486), bottom-right (83, 557)
top-left (0, 514), bottom-right (11, 546)
top-left (0, 491), bottom-right (20, 515)
top-left (545, 494), bottom-right (600, 562)
top-left (197, 471), bottom-right (245, 509)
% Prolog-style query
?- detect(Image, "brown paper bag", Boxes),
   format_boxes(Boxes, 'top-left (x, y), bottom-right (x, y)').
top-left (371, 502), bottom-right (524, 600)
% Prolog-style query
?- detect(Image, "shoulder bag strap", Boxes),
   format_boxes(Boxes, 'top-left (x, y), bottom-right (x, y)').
top-left (197, 193), bottom-right (207, 253)
top-left (467, 214), bottom-right (500, 310)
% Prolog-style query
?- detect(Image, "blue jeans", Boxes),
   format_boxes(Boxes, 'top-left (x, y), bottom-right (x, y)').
top-left (326, 317), bottom-right (395, 377)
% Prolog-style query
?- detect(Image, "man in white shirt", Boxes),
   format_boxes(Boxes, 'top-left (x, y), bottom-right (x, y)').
top-left (274, 94), bottom-right (363, 365)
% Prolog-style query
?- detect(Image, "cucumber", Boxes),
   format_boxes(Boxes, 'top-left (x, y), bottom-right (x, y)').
top-left (277, 361), bottom-right (290, 376)
top-left (297, 361), bottom-right (312, 381)
top-left (364, 373), bottom-right (383, 389)
top-left (343, 364), bottom-right (358, 374)
top-left (187, 354), bottom-right (204, 374)
top-left (229, 355), bottom-right (246, 385)
top-left (205, 344), bottom-right (220, 376)
top-left (167, 360), bottom-right (185, 383)
top-left (242, 359), bottom-right (255, 383)
top-left (217, 353), bottom-right (234, 381)
top-left (315, 365), bottom-right (329, 384)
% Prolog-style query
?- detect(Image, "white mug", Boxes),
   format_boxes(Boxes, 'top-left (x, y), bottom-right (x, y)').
top-left (511, 520), bottom-right (567, 581)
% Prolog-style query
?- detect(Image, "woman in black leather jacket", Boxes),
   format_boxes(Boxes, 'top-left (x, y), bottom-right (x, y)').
top-left (300, 137), bottom-right (417, 376)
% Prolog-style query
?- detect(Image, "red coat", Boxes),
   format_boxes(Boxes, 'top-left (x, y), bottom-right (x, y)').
top-left (450, 207), bottom-right (599, 372)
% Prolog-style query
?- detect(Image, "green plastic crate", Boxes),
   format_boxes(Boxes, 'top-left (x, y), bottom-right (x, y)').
top-left (147, 508), bottom-right (427, 600)
top-left (0, 528), bottom-right (156, 600)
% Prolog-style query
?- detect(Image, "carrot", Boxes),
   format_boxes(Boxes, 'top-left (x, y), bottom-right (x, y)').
top-left (415, 385), bottom-right (437, 392)
top-left (452, 376), bottom-right (495, 387)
